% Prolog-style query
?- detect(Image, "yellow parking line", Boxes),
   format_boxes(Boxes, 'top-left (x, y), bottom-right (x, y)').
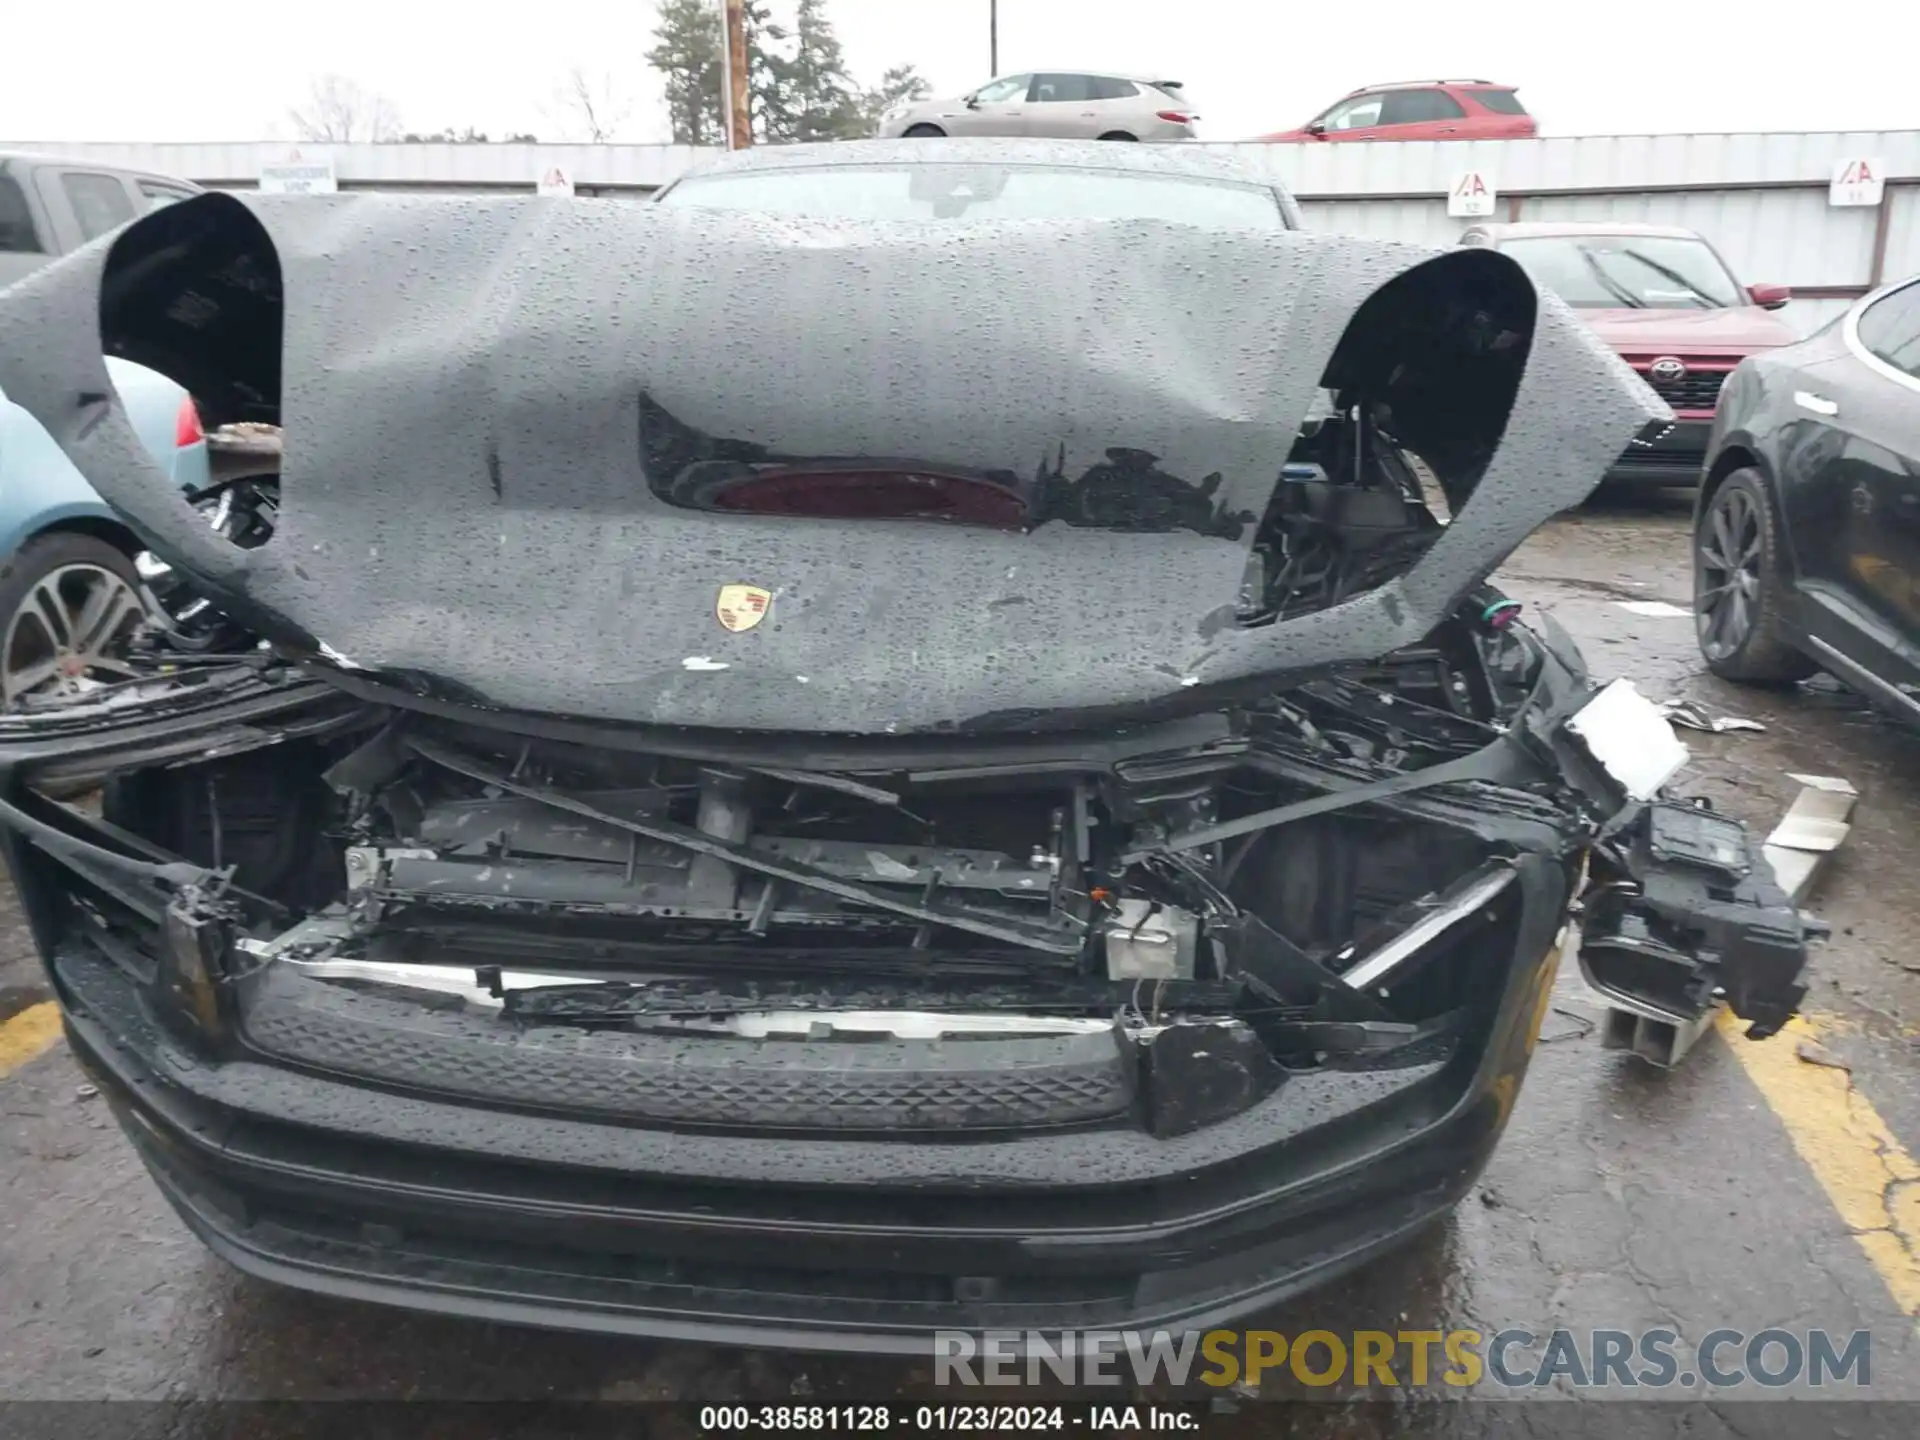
top-left (1717, 1010), bottom-right (1920, 1316)
top-left (0, 1000), bottom-right (64, 1079)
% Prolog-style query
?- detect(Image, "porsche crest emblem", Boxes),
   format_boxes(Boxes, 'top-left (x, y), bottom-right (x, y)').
top-left (716, 584), bottom-right (772, 633)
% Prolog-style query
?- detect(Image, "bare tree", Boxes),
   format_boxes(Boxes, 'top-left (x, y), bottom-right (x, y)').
top-left (551, 67), bottom-right (633, 143)
top-left (289, 74), bottom-right (403, 143)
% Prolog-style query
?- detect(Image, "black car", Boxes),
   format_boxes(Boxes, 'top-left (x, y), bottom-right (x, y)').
top-left (0, 174), bottom-right (1809, 1353)
top-left (1693, 275), bottom-right (1920, 717)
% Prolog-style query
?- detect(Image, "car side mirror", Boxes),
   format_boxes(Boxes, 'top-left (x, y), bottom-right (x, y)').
top-left (964, 94), bottom-right (981, 110)
top-left (1305, 121), bottom-right (1327, 136)
top-left (1748, 283), bottom-right (1791, 310)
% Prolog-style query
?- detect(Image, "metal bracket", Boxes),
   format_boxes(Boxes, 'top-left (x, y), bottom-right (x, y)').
top-left (1601, 1002), bottom-right (1718, 1069)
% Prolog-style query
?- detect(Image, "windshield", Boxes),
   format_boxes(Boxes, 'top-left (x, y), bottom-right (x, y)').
top-left (659, 164), bottom-right (1285, 227)
top-left (1498, 235), bottom-right (1744, 309)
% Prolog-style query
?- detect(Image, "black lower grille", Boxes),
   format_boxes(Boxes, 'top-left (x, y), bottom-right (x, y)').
top-left (1620, 448), bottom-right (1705, 470)
top-left (239, 966), bottom-right (1133, 1133)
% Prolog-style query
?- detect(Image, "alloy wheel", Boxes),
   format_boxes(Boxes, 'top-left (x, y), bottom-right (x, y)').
top-left (1696, 484), bottom-right (1765, 662)
top-left (2, 563), bottom-right (148, 706)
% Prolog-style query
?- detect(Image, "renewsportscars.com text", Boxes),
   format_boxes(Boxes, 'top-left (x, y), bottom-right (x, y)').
top-left (934, 1328), bottom-right (1872, 1390)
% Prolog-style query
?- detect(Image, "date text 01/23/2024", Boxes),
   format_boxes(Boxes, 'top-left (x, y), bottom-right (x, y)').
top-left (697, 1405), bottom-right (1200, 1432)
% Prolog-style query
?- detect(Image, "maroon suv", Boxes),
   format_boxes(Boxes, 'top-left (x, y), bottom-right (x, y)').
top-left (1461, 222), bottom-right (1796, 485)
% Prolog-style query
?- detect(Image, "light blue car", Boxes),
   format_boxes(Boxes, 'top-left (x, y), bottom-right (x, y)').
top-left (0, 358), bottom-right (209, 705)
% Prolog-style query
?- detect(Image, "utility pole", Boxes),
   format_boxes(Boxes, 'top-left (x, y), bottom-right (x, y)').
top-left (989, 0), bottom-right (998, 75)
top-left (721, 0), bottom-right (752, 150)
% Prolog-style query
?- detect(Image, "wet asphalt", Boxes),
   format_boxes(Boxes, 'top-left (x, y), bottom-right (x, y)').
top-left (1, 490), bottom-right (1917, 1432)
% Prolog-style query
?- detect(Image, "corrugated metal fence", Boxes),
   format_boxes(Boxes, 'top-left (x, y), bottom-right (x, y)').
top-left (9, 133), bottom-right (1917, 334)
top-left (1219, 132), bottom-right (1920, 335)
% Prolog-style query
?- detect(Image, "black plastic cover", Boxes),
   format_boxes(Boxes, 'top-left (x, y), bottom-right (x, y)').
top-left (1580, 802), bottom-right (1810, 1037)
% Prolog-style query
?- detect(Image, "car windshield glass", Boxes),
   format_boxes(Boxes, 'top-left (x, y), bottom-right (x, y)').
top-left (1499, 235), bottom-right (1743, 309)
top-left (660, 164), bottom-right (1283, 226)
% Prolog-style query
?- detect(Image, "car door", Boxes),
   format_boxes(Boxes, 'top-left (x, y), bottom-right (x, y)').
top-left (1786, 281), bottom-right (1920, 699)
top-left (1376, 88), bottom-right (1468, 139)
top-left (1026, 72), bottom-right (1107, 139)
top-left (1308, 91), bottom-right (1388, 140)
top-left (938, 74), bottom-right (1032, 137)
top-left (1309, 88), bottom-right (1465, 141)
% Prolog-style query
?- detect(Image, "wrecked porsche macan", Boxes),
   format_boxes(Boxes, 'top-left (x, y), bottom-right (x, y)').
top-left (0, 190), bottom-right (1810, 1348)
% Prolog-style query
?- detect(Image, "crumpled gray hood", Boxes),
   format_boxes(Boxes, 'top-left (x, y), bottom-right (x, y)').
top-left (0, 192), bottom-right (1662, 734)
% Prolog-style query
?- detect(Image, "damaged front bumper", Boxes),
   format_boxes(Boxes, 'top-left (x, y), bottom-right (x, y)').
top-left (0, 603), bottom-right (1808, 1350)
top-left (55, 901), bottom-right (1561, 1350)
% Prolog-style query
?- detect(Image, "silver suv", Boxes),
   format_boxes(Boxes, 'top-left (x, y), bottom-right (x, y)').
top-left (876, 72), bottom-right (1198, 143)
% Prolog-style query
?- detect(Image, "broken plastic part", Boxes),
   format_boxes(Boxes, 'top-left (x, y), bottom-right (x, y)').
top-left (1561, 679), bottom-right (1689, 805)
top-left (1762, 773), bottom-right (1857, 903)
top-left (1119, 1019), bottom-right (1285, 1139)
top-left (1578, 801), bottom-right (1809, 1038)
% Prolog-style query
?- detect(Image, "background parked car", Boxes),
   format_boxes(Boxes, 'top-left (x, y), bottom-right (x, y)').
top-left (2, 150), bottom-right (199, 289)
top-left (0, 361), bottom-right (208, 705)
top-left (1460, 222), bottom-right (1797, 486)
top-left (1, 151), bottom-right (209, 706)
top-left (875, 72), bottom-right (1199, 142)
top-left (1257, 80), bottom-right (1535, 143)
top-left (1691, 274), bottom-right (1920, 719)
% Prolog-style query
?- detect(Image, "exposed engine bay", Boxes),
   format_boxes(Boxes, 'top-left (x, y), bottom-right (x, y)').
top-left (0, 567), bottom-right (1808, 1141)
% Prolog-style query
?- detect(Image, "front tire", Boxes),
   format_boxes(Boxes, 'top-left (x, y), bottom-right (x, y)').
top-left (1693, 469), bottom-right (1815, 683)
top-left (903, 124), bottom-right (945, 138)
top-left (0, 532), bottom-right (149, 707)
top-left (1098, 131), bottom-right (1138, 141)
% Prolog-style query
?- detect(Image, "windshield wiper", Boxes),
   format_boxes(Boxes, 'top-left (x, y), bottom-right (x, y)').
top-left (1577, 247), bottom-right (1645, 308)
top-left (1615, 248), bottom-right (1721, 309)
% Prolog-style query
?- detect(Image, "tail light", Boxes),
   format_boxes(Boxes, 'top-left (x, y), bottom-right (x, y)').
top-left (1157, 110), bottom-right (1198, 124)
top-left (174, 396), bottom-right (204, 448)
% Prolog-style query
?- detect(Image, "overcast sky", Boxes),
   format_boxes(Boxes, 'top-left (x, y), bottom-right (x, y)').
top-left (1, 0), bottom-right (1910, 145)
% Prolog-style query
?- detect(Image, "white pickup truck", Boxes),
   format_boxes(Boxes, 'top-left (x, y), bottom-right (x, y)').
top-left (1, 151), bottom-right (199, 289)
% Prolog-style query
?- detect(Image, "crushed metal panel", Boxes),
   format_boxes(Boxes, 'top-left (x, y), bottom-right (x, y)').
top-left (0, 189), bottom-right (1662, 734)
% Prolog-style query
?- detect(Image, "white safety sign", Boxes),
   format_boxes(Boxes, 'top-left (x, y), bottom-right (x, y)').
top-left (1829, 157), bottom-right (1885, 208)
top-left (1448, 171), bottom-right (1497, 218)
top-left (258, 150), bottom-right (336, 195)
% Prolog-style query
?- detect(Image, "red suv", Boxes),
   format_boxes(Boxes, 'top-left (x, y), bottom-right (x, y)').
top-left (1460, 222), bottom-right (1797, 485)
top-left (1258, 81), bottom-right (1536, 143)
